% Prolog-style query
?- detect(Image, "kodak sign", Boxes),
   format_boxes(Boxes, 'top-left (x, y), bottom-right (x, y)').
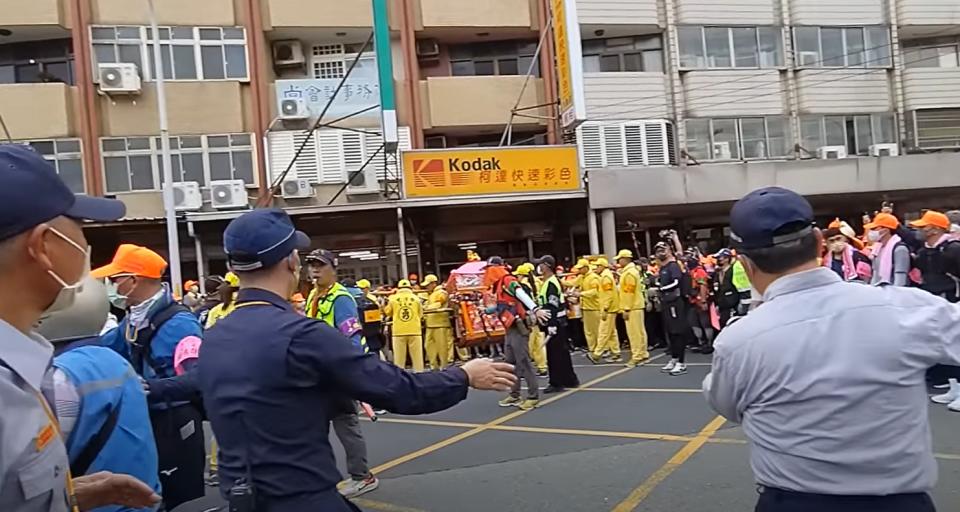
top-left (402, 145), bottom-right (581, 199)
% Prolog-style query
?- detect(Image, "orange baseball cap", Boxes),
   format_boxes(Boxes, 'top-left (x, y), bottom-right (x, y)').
top-left (864, 212), bottom-right (900, 231)
top-left (910, 210), bottom-right (950, 230)
top-left (91, 244), bottom-right (167, 279)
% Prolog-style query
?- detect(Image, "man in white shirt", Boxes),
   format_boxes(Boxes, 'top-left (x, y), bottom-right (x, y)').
top-left (704, 186), bottom-right (958, 512)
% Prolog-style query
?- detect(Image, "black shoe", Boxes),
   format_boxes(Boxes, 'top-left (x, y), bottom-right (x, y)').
top-left (700, 346), bottom-right (715, 355)
top-left (543, 386), bottom-right (565, 394)
top-left (690, 346), bottom-right (704, 353)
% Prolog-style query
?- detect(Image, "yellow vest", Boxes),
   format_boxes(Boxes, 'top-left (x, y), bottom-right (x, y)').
top-left (599, 269), bottom-right (620, 313)
top-left (580, 272), bottom-right (602, 311)
top-left (386, 289), bottom-right (423, 336)
top-left (424, 288), bottom-right (451, 328)
top-left (204, 293), bottom-right (238, 329)
top-left (618, 263), bottom-right (646, 311)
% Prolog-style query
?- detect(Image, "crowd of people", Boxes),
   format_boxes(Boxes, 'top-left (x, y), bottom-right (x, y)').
top-left (3, 138), bottom-right (960, 512)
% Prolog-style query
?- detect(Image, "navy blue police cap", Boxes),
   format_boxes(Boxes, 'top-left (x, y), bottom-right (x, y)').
top-left (729, 187), bottom-right (814, 251)
top-left (223, 208), bottom-right (311, 271)
top-left (0, 144), bottom-right (125, 241)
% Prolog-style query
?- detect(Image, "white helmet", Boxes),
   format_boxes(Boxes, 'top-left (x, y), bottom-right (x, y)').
top-left (34, 276), bottom-right (110, 343)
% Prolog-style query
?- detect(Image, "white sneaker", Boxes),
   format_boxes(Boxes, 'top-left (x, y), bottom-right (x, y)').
top-left (670, 363), bottom-right (688, 376)
top-left (949, 396), bottom-right (960, 413)
top-left (338, 475), bottom-right (379, 498)
top-left (931, 379), bottom-right (960, 405)
top-left (661, 359), bottom-right (677, 373)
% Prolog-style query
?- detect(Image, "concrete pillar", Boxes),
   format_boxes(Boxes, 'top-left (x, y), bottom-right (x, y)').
top-left (601, 209), bottom-right (617, 259)
top-left (397, 207), bottom-right (409, 277)
top-left (644, 229), bottom-right (653, 258)
top-left (527, 237), bottom-right (535, 260)
top-left (587, 207), bottom-right (600, 255)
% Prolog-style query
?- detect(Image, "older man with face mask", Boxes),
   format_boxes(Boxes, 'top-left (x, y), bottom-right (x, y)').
top-left (0, 145), bottom-right (159, 512)
top-left (705, 186), bottom-right (960, 512)
top-left (93, 245), bottom-right (205, 510)
top-left (864, 212), bottom-right (911, 287)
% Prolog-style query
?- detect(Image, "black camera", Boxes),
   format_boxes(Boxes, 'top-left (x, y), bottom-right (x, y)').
top-left (228, 479), bottom-right (256, 512)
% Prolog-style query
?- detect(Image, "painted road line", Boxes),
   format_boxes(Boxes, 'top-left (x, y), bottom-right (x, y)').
top-left (353, 498), bottom-right (428, 512)
top-left (582, 387), bottom-right (702, 393)
top-left (370, 353), bottom-right (667, 475)
top-left (611, 415), bottom-right (727, 512)
top-left (575, 362), bottom-right (712, 368)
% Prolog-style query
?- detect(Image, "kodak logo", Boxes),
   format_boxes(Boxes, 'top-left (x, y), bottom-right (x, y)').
top-left (448, 156), bottom-right (502, 172)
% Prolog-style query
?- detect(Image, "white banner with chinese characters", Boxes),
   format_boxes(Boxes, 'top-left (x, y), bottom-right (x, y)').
top-left (276, 77), bottom-right (381, 120)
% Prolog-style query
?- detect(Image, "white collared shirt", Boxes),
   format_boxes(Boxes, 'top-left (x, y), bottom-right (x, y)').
top-left (704, 267), bottom-right (960, 495)
top-left (0, 319), bottom-right (71, 511)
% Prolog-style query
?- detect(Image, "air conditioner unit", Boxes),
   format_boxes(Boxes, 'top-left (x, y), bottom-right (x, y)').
top-left (869, 143), bottom-right (899, 157)
top-left (280, 98), bottom-right (309, 120)
top-left (425, 135), bottom-right (448, 148)
top-left (209, 180), bottom-right (248, 209)
top-left (281, 178), bottom-right (314, 199)
top-left (346, 166), bottom-right (379, 195)
top-left (817, 145), bottom-right (848, 159)
top-left (98, 63), bottom-right (141, 94)
top-left (712, 141), bottom-right (732, 160)
top-left (272, 40), bottom-right (305, 67)
top-left (172, 181), bottom-right (202, 211)
top-left (415, 39), bottom-right (440, 60)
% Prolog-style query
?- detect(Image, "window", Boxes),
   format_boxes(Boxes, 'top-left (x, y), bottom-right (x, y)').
top-left (310, 43), bottom-right (376, 80)
top-left (449, 40), bottom-right (540, 77)
top-left (903, 43), bottom-right (960, 68)
top-left (0, 39), bottom-right (75, 84)
top-left (101, 134), bottom-right (254, 193)
top-left (582, 35), bottom-right (663, 73)
top-left (798, 113), bottom-right (896, 156)
top-left (908, 109), bottom-right (960, 149)
top-left (91, 26), bottom-right (248, 81)
top-left (678, 26), bottom-right (782, 69)
top-left (17, 139), bottom-right (84, 193)
top-left (684, 117), bottom-right (790, 161)
top-left (792, 26), bottom-right (891, 68)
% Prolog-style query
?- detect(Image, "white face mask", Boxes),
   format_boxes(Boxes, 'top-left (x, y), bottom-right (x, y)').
top-left (867, 230), bottom-right (882, 243)
top-left (44, 227), bottom-right (91, 315)
top-left (106, 278), bottom-right (130, 310)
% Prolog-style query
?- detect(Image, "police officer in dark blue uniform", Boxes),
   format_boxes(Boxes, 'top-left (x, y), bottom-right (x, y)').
top-left (198, 208), bottom-right (517, 512)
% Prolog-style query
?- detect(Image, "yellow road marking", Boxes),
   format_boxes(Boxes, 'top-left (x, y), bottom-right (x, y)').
top-left (369, 354), bottom-right (666, 475)
top-left (611, 415), bottom-right (727, 512)
top-left (583, 387), bottom-right (701, 393)
top-left (574, 362), bottom-right (712, 368)
top-left (353, 498), bottom-right (428, 512)
top-left (367, 416), bottom-right (960, 462)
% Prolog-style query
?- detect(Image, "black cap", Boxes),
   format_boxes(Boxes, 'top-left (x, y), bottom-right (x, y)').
top-left (487, 256), bottom-right (504, 266)
top-left (713, 248), bottom-right (733, 259)
top-left (654, 241), bottom-right (670, 251)
top-left (534, 255), bottom-right (556, 268)
top-left (305, 248), bottom-right (338, 267)
top-left (730, 187), bottom-right (814, 251)
top-left (223, 208), bottom-right (311, 271)
top-left (0, 144), bottom-right (125, 241)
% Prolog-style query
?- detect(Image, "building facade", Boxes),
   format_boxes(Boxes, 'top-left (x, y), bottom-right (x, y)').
top-left (5, 0), bottom-right (960, 281)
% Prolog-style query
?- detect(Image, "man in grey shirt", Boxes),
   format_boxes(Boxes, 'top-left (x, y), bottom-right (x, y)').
top-left (865, 212), bottom-right (911, 287)
top-left (0, 145), bottom-right (159, 511)
top-left (705, 187), bottom-right (956, 512)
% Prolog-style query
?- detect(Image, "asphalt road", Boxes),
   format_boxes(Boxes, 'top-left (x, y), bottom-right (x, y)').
top-left (175, 349), bottom-right (960, 512)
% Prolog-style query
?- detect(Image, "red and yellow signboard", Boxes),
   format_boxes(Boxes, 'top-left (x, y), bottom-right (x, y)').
top-left (402, 146), bottom-right (581, 199)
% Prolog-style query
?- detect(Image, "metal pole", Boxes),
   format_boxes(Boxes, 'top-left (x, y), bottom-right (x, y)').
top-left (644, 229), bottom-right (653, 258)
top-left (527, 237), bottom-right (535, 260)
top-left (188, 222), bottom-right (206, 294)
top-left (397, 207), bottom-right (409, 277)
top-left (147, 0), bottom-right (182, 297)
top-left (587, 207), bottom-right (599, 255)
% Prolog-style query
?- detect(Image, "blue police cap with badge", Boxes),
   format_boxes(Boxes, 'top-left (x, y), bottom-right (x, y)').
top-left (0, 144), bottom-right (125, 241)
top-left (223, 208), bottom-right (311, 271)
top-left (729, 187), bottom-right (814, 251)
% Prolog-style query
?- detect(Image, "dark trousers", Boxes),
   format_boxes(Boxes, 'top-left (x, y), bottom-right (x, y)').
top-left (151, 403), bottom-right (206, 511)
top-left (645, 308), bottom-right (666, 348)
top-left (662, 301), bottom-right (691, 364)
top-left (718, 307), bottom-right (735, 331)
top-left (567, 318), bottom-right (586, 350)
top-left (545, 323), bottom-right (579, 388)
top-left (755, 487), bottom-right (935, 512)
